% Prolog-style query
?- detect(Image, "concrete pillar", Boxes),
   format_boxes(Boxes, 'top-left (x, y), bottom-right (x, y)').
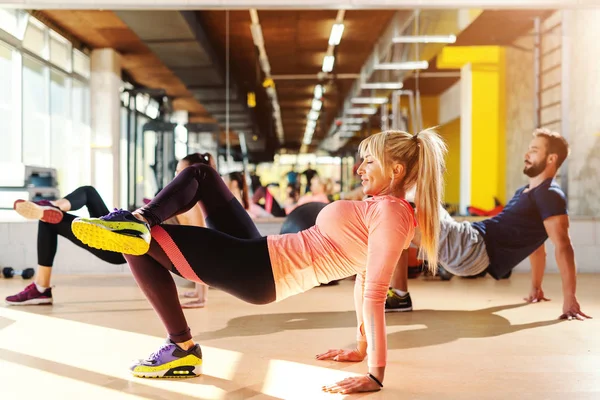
top-left (90, 48), bottom-right (122, 208)
top-left (438, 46), bottom-right (507, 212)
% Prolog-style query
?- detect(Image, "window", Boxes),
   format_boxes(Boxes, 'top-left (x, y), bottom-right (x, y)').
top-left (146, 99), bottom-right (160, 119)
top-left (22, 55), bottom-right (49, 166)
top-left (136, 114), bottom-right (151, 204)
top-left (135, 93), bottom-right (150, 114)
top-left (22, 17), bottom-right (47, 57)
top-left (50, 31), bottom-right (71, 72)
top-left (0, 10), bottom-right (92, 214)
top-left (50, 70), bottom-right (70, 193)
top-left (71, 78), bottom-right (91, 191)
top-left (120, 106), bottom-right (129, 208)
top-left (0, 9), bottom-right (27, 40)
top-left (73, 49), bottom-right (90, 78)
top-left (0, 42), bottom-right (19, 163)
top-left (0, 9), bottom-right (18, 36)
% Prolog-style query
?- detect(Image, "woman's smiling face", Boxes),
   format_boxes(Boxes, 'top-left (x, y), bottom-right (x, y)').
top-left (356, 154), bottom-right (389, 196)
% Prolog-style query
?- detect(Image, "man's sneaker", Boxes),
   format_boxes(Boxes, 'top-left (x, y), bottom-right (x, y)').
top-left (385, 289), bottom-right (413, 312)
top-left (5, 283), bottom-right (53, 306)
top-left (14, 199), bottom-right (63, 224)
top-left (72, 209), bottom-right (151, 255)
top-left (130, 339), bottom-right (202, 378)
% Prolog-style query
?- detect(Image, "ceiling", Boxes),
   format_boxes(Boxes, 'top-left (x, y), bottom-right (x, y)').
top-left (37, 10), bottom-right (209, 115)
top-left (402, 9), bottom-right (554, 95)
top-left (37, 8), bottom-right (553, 161)
top-left (197, 10), bottom-right (399, 152)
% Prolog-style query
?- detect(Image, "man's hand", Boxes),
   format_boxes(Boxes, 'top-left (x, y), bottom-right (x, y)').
top-left (322, 375), bottom-right (381, 394)
top-left (316, 348), bottom-right (365, 362)
top-left (560, 296), bottom-right (592, 320)
top-left (524, 287), bottom-right (550, 303)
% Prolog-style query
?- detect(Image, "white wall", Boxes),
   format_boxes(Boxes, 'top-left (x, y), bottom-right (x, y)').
top-left (564, 10), bottom-right (600, 216)
top-left (438, 79), bottom-right (461, 126)
top-left (505, 10), bottom-right (600, 217)
top-left (505, 34), bottom-right (534, 196)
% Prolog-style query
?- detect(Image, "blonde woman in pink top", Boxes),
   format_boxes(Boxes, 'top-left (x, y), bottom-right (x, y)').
top-left (72, 129), bottom-right (447, 393)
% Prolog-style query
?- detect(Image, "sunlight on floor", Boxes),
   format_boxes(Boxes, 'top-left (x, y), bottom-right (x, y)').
top-left (0, 361), bottom-right (149, 400)
top-left (1, 274), bottom-right (599, 399)
top-left (261, 359), bottom-right (356, 400)
top-left (0, 306), bottom-right (363, 399)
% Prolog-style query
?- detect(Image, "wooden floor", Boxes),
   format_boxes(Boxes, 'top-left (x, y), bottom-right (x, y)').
top-left (0, 273), bottom-right (599, 400)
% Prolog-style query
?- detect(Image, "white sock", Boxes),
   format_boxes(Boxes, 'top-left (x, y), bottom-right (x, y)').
top-left (35, 283), bottom-right (49, 293)
top-left (392, 288), bottom-right (408, 297)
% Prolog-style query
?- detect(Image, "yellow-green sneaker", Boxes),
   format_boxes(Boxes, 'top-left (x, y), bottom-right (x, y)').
top-left (72, 209), bottom-right (151, 256)
top-left (385, 289), bottom-right (413, 312)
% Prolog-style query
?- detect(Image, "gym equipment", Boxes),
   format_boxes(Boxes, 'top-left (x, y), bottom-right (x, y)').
top-left (280, 202), bottom-right (328, 234)
top-left (2, 267), bottom-right (35, 279)
top-left (0, 165), bottom-right (59, 210)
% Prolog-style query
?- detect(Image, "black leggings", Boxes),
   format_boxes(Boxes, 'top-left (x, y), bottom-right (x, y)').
top-left (38, 186), bottom-right (126, 266)
top-left (128, 164), bottom-right (276, 343)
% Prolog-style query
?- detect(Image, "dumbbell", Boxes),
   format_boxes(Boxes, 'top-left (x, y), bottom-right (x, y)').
top-left (2, 267), bottom-right (35, 280)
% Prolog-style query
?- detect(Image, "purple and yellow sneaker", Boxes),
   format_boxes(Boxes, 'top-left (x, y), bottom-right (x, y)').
top-left (5, 283), bottom-right (53, 306)
top-left (71, 209), bottom-right (151, 255)
top-left (14, 199), bottom-right (63, 224)
top-left (130, 339), bottom-right (203, 378)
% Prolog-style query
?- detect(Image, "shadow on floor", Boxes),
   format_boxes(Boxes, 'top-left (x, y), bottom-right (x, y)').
top-left (194, 302), bottom-right (562, 350)
top-left (0, 348), bottom-right (281, 400)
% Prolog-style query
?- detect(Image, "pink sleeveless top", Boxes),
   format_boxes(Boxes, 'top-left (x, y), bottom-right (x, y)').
top-left (267, 195), bottom-right (416, 367)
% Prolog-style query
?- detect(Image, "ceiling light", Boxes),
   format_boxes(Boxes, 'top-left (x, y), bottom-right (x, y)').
top-left (392, 35), bottom-right (456, 44)
top-left (311, 99), bottom-right (323, 111)
top-left (328, 23), bottom-right (345, 46)
top-left (338, 131), bottom-right (356, 138)
top-left (314, 85), bottom-right (324, 99)
top-left (374, 61), bottom-right (429, 70)
top-left (322, 55), bottom-right (335, 73)
top-left (345, 108), bottom-right (377, 115)
top-left (341, 125), bottom-right (362, 131)
top-left (361, 82), bottom-right (404, 90)
top-left (351, 97), bottom-right (388, 105)
top-left (250, 24), bottom-right (265, 47)
top-left (308, 110), bottom-right (319, 121)
top-left (303, 134), bottom-right (313, 145)
top-left (341, 117), bottom-right (366, 124)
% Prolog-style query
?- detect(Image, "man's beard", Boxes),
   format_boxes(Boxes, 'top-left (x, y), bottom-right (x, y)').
top-left (523, 159), bottom-right (547, 177)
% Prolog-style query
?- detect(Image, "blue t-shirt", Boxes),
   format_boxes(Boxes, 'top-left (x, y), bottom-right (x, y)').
top-left (472, 178), bottom-right (567, 279)
top-left (287, 171), bottom-right (298, 185)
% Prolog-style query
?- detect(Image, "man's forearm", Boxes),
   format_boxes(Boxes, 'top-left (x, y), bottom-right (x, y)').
top-left (555, 244), bottom-right (577, 297)
top-left (529, 246), bottom-right (546, 288)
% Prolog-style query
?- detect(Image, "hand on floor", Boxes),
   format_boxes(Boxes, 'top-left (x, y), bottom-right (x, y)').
top-left (321, 375), bottom-right (380, 394)
top-left (315, 348), bottom-right (365, 362)
top-left (524, 287), bottom-right (550, 303)
top-left (560, 296), bottom-right (591, 321)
